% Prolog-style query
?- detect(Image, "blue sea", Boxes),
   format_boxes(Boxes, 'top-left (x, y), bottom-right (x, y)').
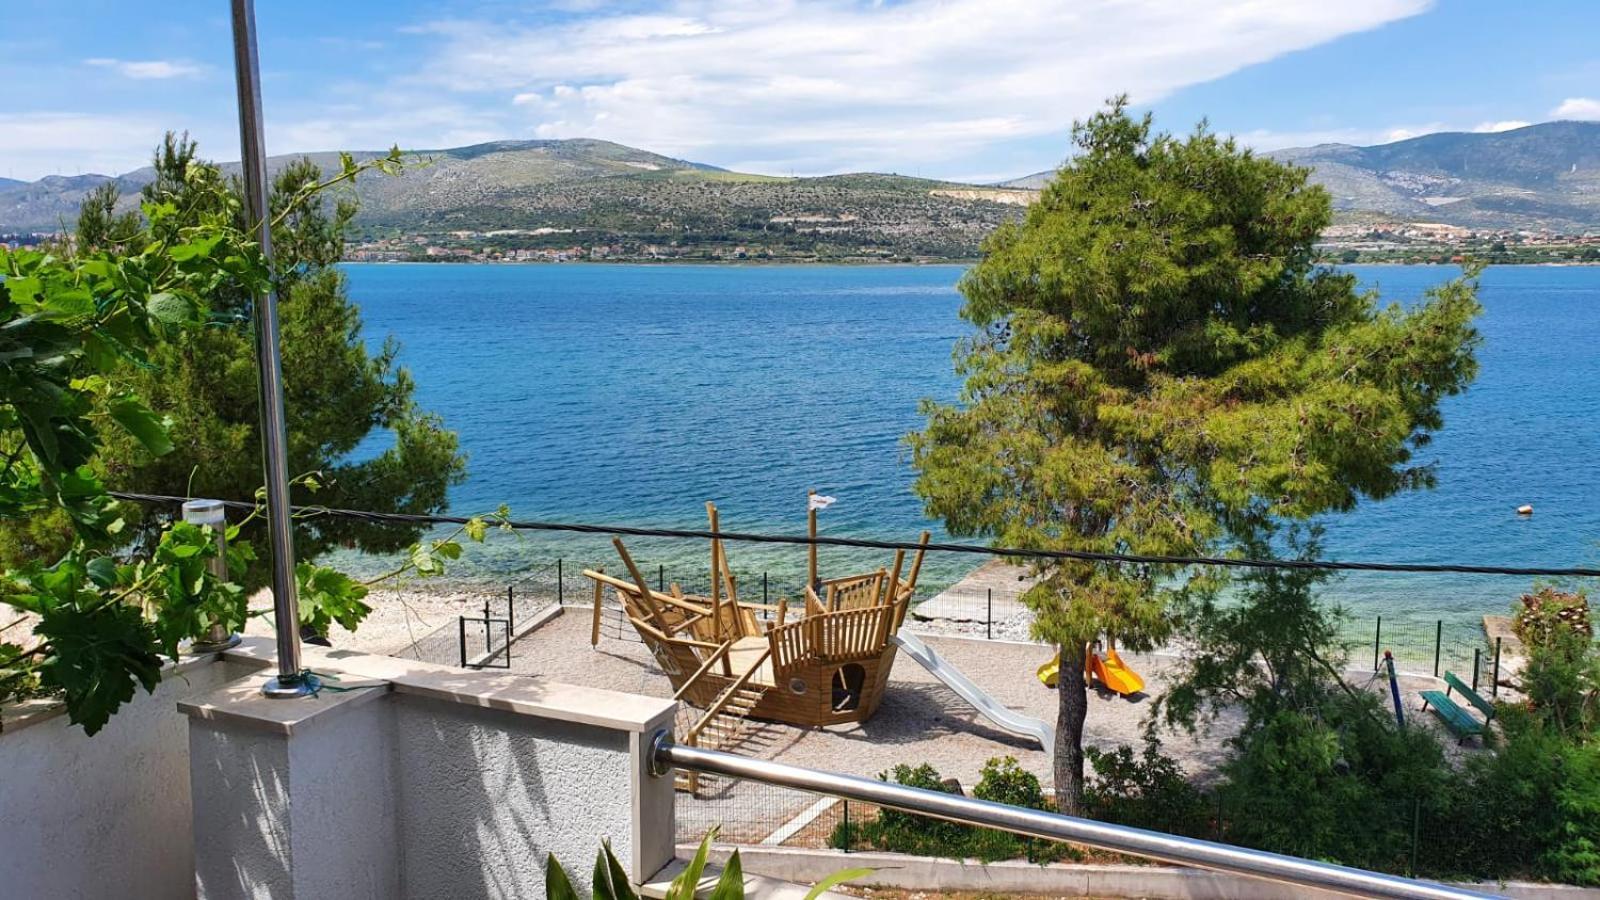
top-left (336, 262), bottom-right (1600, 628)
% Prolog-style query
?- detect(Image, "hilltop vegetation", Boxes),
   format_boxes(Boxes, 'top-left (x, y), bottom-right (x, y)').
top-left (0, 138), bottom-right (1032, 261)
top-left (1009, 121), bottom-right (1600, 232)
top-left (6, 123), bottom-right (1598, 259)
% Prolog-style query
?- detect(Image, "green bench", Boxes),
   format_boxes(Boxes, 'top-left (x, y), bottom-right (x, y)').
top-left (1419, 671), bottom-right (1495, 742)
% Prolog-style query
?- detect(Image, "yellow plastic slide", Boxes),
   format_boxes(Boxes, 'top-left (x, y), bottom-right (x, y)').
top-left (1036, 648), bottom-right (1144, 696)
top-left (1036, 656), bottom-right (1060, 688)
top-left (1093, 647), bottom-right (1145, 696)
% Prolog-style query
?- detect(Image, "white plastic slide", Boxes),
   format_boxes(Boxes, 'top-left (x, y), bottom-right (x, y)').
top-left (890, 630), bottom-right (1055, 751)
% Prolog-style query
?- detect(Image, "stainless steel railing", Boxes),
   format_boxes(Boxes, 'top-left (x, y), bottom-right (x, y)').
top-left (650, 733), bottom-right (1501, 900)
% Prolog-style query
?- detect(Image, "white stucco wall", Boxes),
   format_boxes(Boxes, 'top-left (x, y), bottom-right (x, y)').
top-left (0, 656), bottom-right (257, 900)
top-left (189, 689), bottom-right (399, 900)
top-left (393, 695), bottom-right (636, 900)
top-left (183, 642), bottom-right (677, 900)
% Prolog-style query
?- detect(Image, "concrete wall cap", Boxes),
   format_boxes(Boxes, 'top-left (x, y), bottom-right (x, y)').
top-left (215, 635), bottom-right (676, 734)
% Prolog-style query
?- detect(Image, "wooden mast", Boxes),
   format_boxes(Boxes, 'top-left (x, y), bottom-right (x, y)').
top-left (807, 489), bottom-right (819, 592)
top-left (706, 501), bottom-right (724, 641)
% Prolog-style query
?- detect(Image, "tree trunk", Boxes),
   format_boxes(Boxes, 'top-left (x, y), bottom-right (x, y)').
top-left (1054, 643), bottom-right (1090, 816)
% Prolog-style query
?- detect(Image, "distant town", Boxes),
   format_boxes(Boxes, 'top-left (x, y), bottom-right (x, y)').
top-left (8, 223), bottom-right (1600, 266)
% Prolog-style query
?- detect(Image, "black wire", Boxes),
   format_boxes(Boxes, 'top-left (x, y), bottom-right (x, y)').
top-left (109, 490), bottom-right (1600, 579)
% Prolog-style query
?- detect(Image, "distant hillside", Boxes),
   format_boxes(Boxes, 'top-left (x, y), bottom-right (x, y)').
top-left (0, 138), bottom-right (1034, 259)
top-left (9, 123), bottom-right (1595, 251)
top-left (997, 171), bottom-right (1055, 190)
top-left (1003, 122), bottom-right (1600, 231)
top-left (1269, 121), bottom-right (1600, 230)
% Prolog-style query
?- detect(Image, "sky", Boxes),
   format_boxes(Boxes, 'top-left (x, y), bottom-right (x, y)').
top-left (2, 0), bottom-right (1597, 183)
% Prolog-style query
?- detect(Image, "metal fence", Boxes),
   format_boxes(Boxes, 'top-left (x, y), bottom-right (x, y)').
top-left (390, 555), bottom-right (1512, 700)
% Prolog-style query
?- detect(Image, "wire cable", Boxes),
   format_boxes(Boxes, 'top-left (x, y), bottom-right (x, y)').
top-left (108, 490), bottom-right (1600, 579)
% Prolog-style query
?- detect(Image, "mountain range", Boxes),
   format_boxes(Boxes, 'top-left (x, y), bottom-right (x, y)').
top-left (3, 121), bottom-right (1597, 256)
top-left (1007, 121), bottom-right (1600, 232)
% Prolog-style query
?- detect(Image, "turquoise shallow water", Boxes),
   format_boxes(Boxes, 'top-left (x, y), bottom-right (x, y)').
top-left (337, 262), bottom-right (1600, 625)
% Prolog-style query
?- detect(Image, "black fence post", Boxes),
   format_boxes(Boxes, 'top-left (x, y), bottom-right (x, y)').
top-left (1492, 636), bottom-right (1502, 698)
top-left (763, 572), bottom-right (769, 606)
top-left (508, 586), bottom-right (516, 632)
top-left (841, 799), bottom-right (849, 853)
top-left (1374, 615), bottom-right (1382, 671)
top-left (457, 615), bottom-right (467, 668)
top-left (558, 559), bottom-right (564, 606)
top-left (1472, 647), bottom-right (1482, 691)
top-left (1433, 620), bottom-right (1442, 678)
top-left (659, 564), bottom-right (665, 593)
top-left (986, 588), bottom-right (993, 641)
top-left (1409, 797), bottom-right (1421, 877)
top-left (483, 599), bottom-right (493, 655)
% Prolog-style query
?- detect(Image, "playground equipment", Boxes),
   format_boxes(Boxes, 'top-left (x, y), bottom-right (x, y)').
top-left (893, 630), bottom-right (1054, 749)
top-left (1037, 643), bottom-right (1146, 697)
top-left (587, 499), bottom-right (1054, 791)
top-left (587, 501), bottom-right (930, 734)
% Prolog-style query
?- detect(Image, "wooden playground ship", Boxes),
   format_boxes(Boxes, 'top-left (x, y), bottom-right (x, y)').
top-left (585, 500), bottom-right (929, 788)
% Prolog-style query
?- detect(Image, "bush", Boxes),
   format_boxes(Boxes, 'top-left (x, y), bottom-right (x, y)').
top-left (1514, 587), bottom-right (1592, 648)
top-left (832, 757), bottom-right (1072, 863)
top-left (1084, 738), bottom-right (1212, 838)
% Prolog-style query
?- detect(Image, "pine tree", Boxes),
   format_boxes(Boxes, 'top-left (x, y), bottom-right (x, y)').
top-left (909, 100), bottom-right (1481, 814)
top-left (0, 134), bottom-right (465, 588)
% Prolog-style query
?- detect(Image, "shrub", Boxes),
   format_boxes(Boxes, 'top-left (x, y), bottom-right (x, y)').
top-left (1084, 738), bottom-right (1212, 838)
top-left (832, 757), bottom-right (1071, 863)
top-left (1514, 587), bottom-right (1592, 648)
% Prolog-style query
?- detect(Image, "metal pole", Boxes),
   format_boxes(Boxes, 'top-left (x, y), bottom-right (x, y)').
top-left (1492, 636), bottom-right (1502, 698)
top-left (1433, 620), bottom-right (1442, 678)
top-left (1472, 647), bottom-right (1481, 691)
top-left (508, 585), bottom-right (515, 630)
top-left (1374, 615), bottom-right (1382, 671)
top-left (659, 563), bottom-right (665, 593)
top-left (185, 499), bottom-right (241, 652)
top-left (841, 799), bottom-right (850, 853)
top-left (458, 616), bottom-right (467, 668)
top-left (230, 0), bottom-right (314, 698)
top-left (652, 737), bottom-right (1494, 900)
top-left (558, 558), bottom-right (564, 606)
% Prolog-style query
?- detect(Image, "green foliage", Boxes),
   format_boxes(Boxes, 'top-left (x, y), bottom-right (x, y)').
top-left (832, 758), bottom-right (1070, 864)
top-left (909, 97), bottom-right (1480, 810)
top-left (545, 829), bottom-right (751, 900)
top-left (1156, 526), bottom-right (1355, 732)
top-left (0, 138), bottom-right (483, 732)
top-left (1083, 738), bottom-right (1211, 837)
top-left (25, 136), bottom-right (467, 590)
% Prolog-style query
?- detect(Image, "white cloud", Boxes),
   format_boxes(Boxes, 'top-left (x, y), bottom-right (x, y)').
top-left (84, 58), bottom-right (204, 80)
top-left (1552, 97), bottom-right (1600, 120)
top-left (398, 0), bottom-right (1433, 175)
top-left (1473, 120), bottom-right (1531, 133)
top-left (0, 112), bottom-right (231, 180)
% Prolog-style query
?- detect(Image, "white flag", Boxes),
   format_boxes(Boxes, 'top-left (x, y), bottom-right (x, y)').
top-left (808, 494), bottom-right (837, 511)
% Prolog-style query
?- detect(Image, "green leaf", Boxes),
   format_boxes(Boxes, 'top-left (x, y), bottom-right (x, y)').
top-left (803, 867), bottom-right (874, 899)
top-left (85, 556), bottom-right (119, 588)
top-left (108, 396), bottom-right (174, 457)
top-left (35, 594), bottom-right (163, 735)
top-left (670, 828), bottom-right (719, 900)
top-left (594, 840), bottom-right (639, 900)
top-left (544, 853), bottom-right (581, 900)
top-left (146, 291), bottom-right (196, 326)
top-left (465, 517), bottom-right (487, 543)
top-left (706, 849), bottom-right (744, 900)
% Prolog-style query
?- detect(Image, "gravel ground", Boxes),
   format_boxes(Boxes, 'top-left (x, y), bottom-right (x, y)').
top-left (498, 609), bottom-right (1244, 842)
top-left (249, 578), bottom-right (1490, 846)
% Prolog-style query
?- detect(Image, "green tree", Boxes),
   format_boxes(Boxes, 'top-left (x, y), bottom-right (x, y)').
top-left (1, 135), bottom-right (466, 589)
top-left (908, 99), bottom-right (1481, 813)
